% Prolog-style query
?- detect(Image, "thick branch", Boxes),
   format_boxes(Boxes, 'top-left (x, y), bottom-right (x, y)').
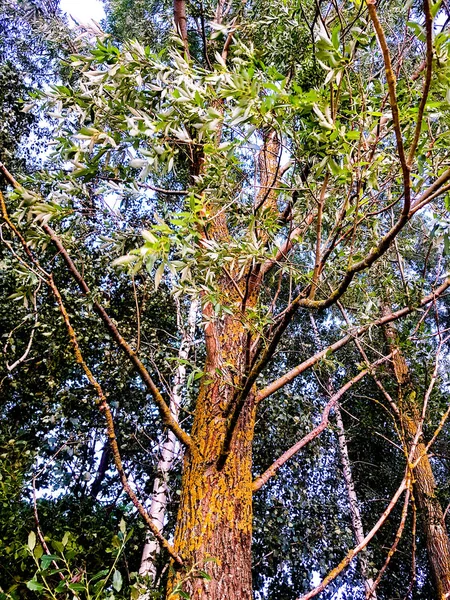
top-left (0, 165), bottom-right (195, 453)
top-left (42, 224), bottom-right (195, 453)
top-left (174, 0), bottom-right (189, 57)
top-left (49, 276), bottom-right (183, 566)
top-left (366, 0), bottom-right (410, 205)
top-left (408, 0), bottom-right (433, 166)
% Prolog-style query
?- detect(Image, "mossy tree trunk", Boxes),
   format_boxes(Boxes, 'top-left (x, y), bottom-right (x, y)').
top-left (383, 311), bottom-right (450, 599)
top-left (167, 304), bottom-right (256, 600)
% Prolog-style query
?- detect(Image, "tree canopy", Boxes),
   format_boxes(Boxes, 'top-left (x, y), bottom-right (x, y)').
top-left (1, 0), bottom-right (450, 599)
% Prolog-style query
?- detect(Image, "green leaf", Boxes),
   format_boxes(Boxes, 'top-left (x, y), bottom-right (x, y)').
top-left (198, 570), bottom-right (211, 580)
top-left (90, 569), bottom-right (109, 583)
top-left (431, 0), bottom-right (443, 19)
top-left (112, 569), bottom-right (123, 592)
top-left (28, 531), bottom-right (36, 551)
top-left (41, 554), bottom-right (59, 570)
top-left (68, 583), bottom-right (86, 592)
top-left (26, 579), bottom-right (44, 591)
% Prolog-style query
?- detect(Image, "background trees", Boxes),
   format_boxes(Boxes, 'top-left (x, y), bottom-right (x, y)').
top-left (1, 0), bottom-right (450, 598)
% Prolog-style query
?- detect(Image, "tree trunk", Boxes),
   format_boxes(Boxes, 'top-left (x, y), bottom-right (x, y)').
top-left (167, 304), bottom-right (256, 600)
top-left (310, 314), bottom-right (376, 597)
top-left (335, 405), bottom-right (377, 599)
top-left (401, 404), bottom-right (450, 599)
top-left (140, 298), bottom-right (198, 580)
top-left (383, 311), bottom-right (450, 598)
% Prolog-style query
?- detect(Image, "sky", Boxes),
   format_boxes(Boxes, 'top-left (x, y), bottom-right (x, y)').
top-left (59, 0), bottom-right (105, 24)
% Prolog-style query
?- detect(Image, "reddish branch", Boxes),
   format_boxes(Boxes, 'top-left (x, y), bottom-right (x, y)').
top-left (408, 0), bottom-right (433, 166)
top-left (174, 0), bottom-right (189, 57)
top-left (257, 274), bottom-right (450, 403)
top-left (41, 224), bottom-right (195, 453)
top-left (366, 0), bottom-right (410, 204)
top-left (252, 352), bottom-right (395, 492)
top-left (366, 486), bottom-right (411, 599)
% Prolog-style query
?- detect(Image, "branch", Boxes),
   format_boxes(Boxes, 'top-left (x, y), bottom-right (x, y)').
top-left (49, 275), bottom-right (184, 566)
top-left (257, 275), bottom-right (450, 402)
top-left (2, 184), bottom-right (185, 564)
top-left (407, 0), bottom-right (433, 166)
top-left (309, 174), bottom-right (329, 300)
top-left (297, 475), bottom-right (409, 600)
top-left (409, 167), bottom-right (450, 214)
top-left (366, 0), bottom-right (410, 207)
top-left (293, 164), bottom-right (450, 313)
top-left (366, 485), bottom-right (411, 599)
top-left (0, 166), bottom-right (195, 453)
top-left (252, 352), bottom-right (394, 492)
top-left (174, 0), bottom-right (190, 58)
top-left (42, 225), bottom-right (195, 452)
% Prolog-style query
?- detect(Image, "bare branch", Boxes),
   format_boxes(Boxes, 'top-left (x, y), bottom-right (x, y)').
top-left (297, 475), bottom-right (409, 600)
top-left (257, 276), bottom-right (450, 402)
top-left (252, 352), bottom-right (394, 492)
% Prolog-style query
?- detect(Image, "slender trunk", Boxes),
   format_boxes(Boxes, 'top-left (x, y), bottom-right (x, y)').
top-left (335, 405), bottom-right (377, 599)
top-left (167, 300), bottom-right (256, 600)
top-left (383, 310), bottom-right (450, 598)
top-left (140, 298), bottom-right (198, 580)
top-left (310, 315), bottom-right (376, 597)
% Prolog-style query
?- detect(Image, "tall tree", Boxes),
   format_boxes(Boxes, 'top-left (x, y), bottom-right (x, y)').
top-left (2, 0), bottom-right (450, 599)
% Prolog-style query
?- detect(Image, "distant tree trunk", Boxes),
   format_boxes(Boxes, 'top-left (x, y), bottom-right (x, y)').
top-left (140, 298), bottom-right (198, 580)
top-left (335, 405), bottom-right (377, 599)
top-left (383, 310), bottom-right (450, 599)
top-left (310, 314), bottom-right (376, 597)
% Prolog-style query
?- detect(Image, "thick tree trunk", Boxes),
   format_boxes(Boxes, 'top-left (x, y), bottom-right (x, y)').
top-left (167, 305), bottom-right (256, 600)
top-left (383, 312), bottom-right (450, 598)
top-left (401, 404), bottom-right (450, 599)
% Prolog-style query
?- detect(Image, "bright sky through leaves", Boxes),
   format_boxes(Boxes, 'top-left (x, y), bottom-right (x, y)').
top-left (59, 0), bottom-right (105, 24)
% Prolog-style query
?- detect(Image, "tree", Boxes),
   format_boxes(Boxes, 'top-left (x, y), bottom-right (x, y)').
top-left (2, 0), bottom-right (450, 598)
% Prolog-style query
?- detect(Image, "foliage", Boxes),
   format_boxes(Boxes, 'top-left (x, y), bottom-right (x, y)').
top-left (1, 0), bottom-right (450, 599)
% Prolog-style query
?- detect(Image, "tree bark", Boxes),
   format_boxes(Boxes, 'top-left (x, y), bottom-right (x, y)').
top-left (383, 311), bottom-right (450, 599)
top-left (167, 301), bottom-right (256, 600)
top-left (140, 298), bottom-right (198, 580)
top-left (310, 315), bottom-right (376, 598)
top-left (335, 405), bottom-right (377, 599)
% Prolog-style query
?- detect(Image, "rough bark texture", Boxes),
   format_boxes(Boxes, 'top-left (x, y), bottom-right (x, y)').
top-left (383, 311), bottom-right (450, 599)
top-left (164, 88), bottom-right (279, 595)
top-left (168, 304), bottom-right (256, 600)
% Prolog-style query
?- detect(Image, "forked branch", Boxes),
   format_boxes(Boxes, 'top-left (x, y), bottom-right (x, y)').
top-left (252, 352), bottom-right (394, 492)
